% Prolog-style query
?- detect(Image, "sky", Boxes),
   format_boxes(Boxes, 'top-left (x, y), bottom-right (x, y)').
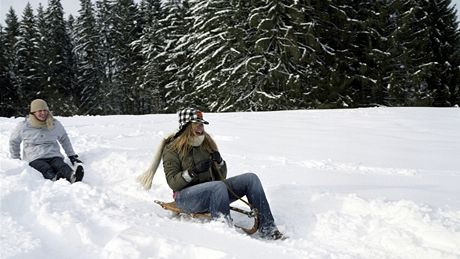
top-left (1, 0), bottom-right (460, 24)
top-left (1, 107), bottom-right (459, 258)
top-left (1, 0), bottom-right (80, 22)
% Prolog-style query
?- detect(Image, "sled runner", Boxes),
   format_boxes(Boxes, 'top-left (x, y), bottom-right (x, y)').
top-left (154, 200), bottom-right (259, 234)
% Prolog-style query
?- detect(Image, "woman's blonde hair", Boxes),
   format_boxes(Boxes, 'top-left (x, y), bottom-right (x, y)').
top-left (171, 122), bottom-right (218, 157)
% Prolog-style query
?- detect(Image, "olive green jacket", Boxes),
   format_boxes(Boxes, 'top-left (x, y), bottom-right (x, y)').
top-left (162, 143), bottom-right (227, 192)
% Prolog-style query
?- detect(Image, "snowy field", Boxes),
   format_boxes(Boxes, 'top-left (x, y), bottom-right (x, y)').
top-left (1, 107), bottom-right (460, 259)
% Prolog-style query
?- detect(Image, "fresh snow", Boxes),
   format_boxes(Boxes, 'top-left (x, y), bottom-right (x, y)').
top-left (1, 107), bottom-right (459, 259)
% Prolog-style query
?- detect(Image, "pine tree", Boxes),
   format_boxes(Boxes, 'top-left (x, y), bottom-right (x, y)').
top-left (95, 0), bottom-right (116, 114)
top-left (284, 0), bottom-right (322, 109)
top-left (16, 3), bottom-right (41, 110)
top-left (42, 0), bottom-right (76, 114)
top-left (66, 14), bottom-right (79, 113)
top-left (420, 0), bottom-right (460, 106)
top-left (159, 0), bottom-right (194, 112)
top-left (0, 24), bottom-right (17, 117)
top-left (362, 0), bottom-right (395, 106)
top-left (74, 0), bottom-right (104, 114)
top-left (35, 4), bottom-right (49, 95)
top-left (339, 0), bottom-right (388, 107)
top-left (136, 0), bottom-right (166, 113)
top-left (304, 0), bottom-right (357, 108)
top-left (2, 8), bottom-right (21, 116)
top-left (110, 0), bottom-right (143, 114)
top-left (183, 0), bottom-right (315, 111)
top-left (243, 0), bottom-right (313, 110)
top-left (184, 0), bottom-right (237, 111)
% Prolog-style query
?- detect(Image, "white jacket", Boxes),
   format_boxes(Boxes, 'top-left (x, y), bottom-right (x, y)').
top-left (9, 117), bottom-right (76, 162)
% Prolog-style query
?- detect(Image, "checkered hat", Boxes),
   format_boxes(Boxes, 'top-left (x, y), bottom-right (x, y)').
top-left (178, 108), bottom-right (209, 130)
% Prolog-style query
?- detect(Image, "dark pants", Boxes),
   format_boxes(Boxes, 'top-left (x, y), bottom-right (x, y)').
top-left (29, 157), bottom-right (73, 181)
top-left (175, 172), bottom-right (277, 234)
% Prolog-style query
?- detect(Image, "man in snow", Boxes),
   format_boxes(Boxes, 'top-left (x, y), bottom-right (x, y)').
top-left (162, 108), bottom-right (283, 240)
top-left (9, 99), bottom-right (84, 183)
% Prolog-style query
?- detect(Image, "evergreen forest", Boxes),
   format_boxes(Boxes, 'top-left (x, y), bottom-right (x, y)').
top-left (1, 0), bottom-right (459, 116)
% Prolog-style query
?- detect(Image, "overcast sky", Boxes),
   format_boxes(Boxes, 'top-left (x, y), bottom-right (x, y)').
top-left (1, 0), bottom-right (460, 26)
top-left (1, 0), bottom-right (80, 22)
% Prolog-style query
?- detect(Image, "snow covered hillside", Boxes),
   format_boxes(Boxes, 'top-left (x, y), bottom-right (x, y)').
top-left (1, 107), bottom-right (460, 259)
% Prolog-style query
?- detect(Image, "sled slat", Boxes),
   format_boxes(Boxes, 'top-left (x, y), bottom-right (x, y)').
top-left (154, 200), bottom-right (211, 219)
top-left (154, 200), bottom-right (259, 234)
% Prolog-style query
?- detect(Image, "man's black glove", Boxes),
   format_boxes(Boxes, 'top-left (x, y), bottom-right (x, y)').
top-left (211, 151), bottom-right (223, 164)
top-left (189, 159), bottom-right (212, 177)
top-left (69, 155), bottom-right (82, 165)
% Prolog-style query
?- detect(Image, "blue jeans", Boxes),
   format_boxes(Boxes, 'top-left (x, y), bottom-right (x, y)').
top-left (175, 172), bottom-right (277, 233)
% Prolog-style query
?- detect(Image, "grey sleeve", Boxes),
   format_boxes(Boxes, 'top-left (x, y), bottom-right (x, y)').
top-left (55, 120), bottom-right (76, 157)
top-left (9, 122), bottom-right (24, 159)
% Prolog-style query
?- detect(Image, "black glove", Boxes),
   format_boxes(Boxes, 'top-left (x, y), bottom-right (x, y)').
top-left (211, 151), bottom-right (223, 164)
top-left (69, 155), bottom-right (82, 165)
top-left (189, 159), bottom-right (212, 177)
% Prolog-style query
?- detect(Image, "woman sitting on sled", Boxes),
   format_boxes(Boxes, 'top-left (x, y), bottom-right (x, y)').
top-left (158, 108), bottom-right (283, 240)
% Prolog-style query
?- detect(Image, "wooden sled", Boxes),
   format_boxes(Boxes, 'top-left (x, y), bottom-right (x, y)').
top-left (154, 200), bottom-right (259, 234)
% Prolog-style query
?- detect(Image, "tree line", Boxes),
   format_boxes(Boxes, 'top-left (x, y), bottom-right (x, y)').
top-left (1, 0), bottom-right (459, 117)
